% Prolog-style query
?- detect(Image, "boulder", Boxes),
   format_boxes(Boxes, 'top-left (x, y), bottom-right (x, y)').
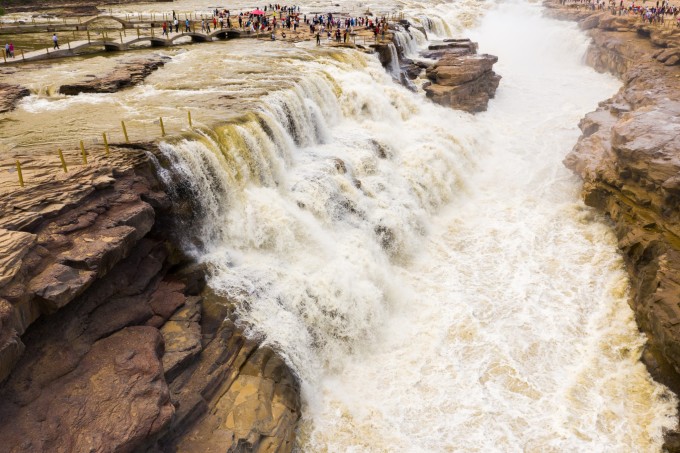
top-left (424, 53), bottom-right (501, 113)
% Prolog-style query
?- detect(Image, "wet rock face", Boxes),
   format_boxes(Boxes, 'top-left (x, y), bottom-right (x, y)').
top-left (0, 83), bottom-right (30, 113)
top-left (423, 40), bottom-right (501, 113)
top-left (58, 56), bottom-right (169, 95)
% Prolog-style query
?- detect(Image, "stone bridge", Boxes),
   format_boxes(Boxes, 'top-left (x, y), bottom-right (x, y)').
top-left (1, 29), bottom-right (257, 64)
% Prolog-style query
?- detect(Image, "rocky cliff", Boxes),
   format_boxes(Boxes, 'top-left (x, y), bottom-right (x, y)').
top-left (0, 146), bottom-right (300, 452)
top-left (422, 39), bottom-right (501, 113)
top-left (545, 1), bottom-right (680, 445)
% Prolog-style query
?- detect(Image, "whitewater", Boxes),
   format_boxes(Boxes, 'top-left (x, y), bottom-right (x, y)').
top-left (141, 0), bottom-right (680, 451)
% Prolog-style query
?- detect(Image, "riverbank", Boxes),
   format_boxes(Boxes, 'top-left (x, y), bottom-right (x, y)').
top-left (544, 0), bottom-right (680, 448)
top-left (0, 145), bottom-right (301, 451)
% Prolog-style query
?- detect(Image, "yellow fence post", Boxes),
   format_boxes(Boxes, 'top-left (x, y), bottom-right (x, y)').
top-left (121, 120), bottom-right (129, 142)
top-left (137, 28), bottom-right (140, 39)
top-left (102, 133), bottom-right (110, 155)
top-left (87, 30), bottom-right (91, 43)
top-left (2, 50), bottom-right (6, 63)
top-left (188, 110), bottom-right (192, 128)
top-left (16, 160), bottom-right (24, 187)
top-left (58, 149), bottom-right (68, 172)
top-left (80, 140), bottom-right (87, 164)
top-left (159, 117), bottom-right (166, 136)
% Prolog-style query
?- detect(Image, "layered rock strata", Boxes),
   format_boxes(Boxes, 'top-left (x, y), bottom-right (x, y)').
top-left (0, 147), bottom-right (300, 452)
top-left (422, 39), bottom-right (501, 113)
top-left (545, 2), bottom-right (680, 446)
top-left (58, 56), bottom-right (169, 95)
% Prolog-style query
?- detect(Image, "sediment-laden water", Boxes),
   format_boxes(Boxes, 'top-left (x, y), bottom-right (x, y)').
top-left (1, 0), bottom-right (677, 450)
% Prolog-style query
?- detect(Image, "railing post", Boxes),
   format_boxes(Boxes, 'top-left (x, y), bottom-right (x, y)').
top-left (188, 110), bottom-right (192, 128)
top-left (102, 133), bottom-right (110, 155)
top-left (121, 120), bottom-right (129, 142)
top-left (159, 117), bottom-right (166, 136)
top-left (16, 160), bottom-right (24, 187)
top-left (80, 140), bottom-right (87, 164)
top-left (58, 149), bottom-right (68, 172)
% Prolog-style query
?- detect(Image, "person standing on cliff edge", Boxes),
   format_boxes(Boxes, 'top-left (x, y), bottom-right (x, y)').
top-left (52, 33), bottom-right (59, 49)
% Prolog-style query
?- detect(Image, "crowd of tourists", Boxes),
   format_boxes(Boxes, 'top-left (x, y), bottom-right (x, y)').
top-left (559, 0), bottom-right (680, 25)
top-left (3, 3), bottom-right (393, 58)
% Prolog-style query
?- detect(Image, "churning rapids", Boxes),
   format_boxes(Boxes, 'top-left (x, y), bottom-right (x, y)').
top-left (4, 0), bottom-right (679, 450)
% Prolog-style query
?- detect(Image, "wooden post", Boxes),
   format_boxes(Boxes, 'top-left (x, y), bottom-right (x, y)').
top-left (2, 50), bottom-right (5, 63)
top-left (87, 30), bottom-right (91, 43)
top-left (102, 133), bottom-right (110, 155)
top-left (67, 41), bottom-right (71, 50)
top-left (137, 28), bottom-right (140, 39)
top-left (58, 149), bottom-right (68, 172)
top-left (120, 31), bottom-right (123, 43)
top-left (80, 140), bottom-right (87, 164)
top-left (188, 110), bottom-right (192, 128)
top-left (15, 160), bottom-right (24, 187)
top-left (21, 50), bottom-right (25, 61)
top-left (121, 120), bottom-right (129, 142)
top-left (159, 117), bottom-right (166, 136)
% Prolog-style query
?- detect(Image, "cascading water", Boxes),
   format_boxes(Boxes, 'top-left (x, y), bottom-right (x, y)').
top-left (147, 0), bottom-right (679, 451)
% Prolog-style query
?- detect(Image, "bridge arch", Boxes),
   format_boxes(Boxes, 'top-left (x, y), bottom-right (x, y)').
top-left (82, 16), bottom-right (131, 30)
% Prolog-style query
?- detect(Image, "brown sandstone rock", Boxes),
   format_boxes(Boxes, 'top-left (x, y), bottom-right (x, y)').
top-left (424, 51), bottom-right (501, 113)
top-left (0, 83), bottom-right (30, 113)
top-left (0, 326), bottom-right (174, 453)
top-left (58, 57), bottom-right (169, 95)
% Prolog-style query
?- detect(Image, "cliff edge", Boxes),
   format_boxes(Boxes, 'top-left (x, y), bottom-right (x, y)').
top-left (0, 147), bottom-right (300, 452)
top-left (546, 1), bottom-right (680, 446)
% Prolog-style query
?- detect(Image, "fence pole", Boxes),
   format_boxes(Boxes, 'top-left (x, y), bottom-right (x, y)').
top-left (102, 133), bottom-right (110, 155)
top-left (58, 149), bottom-right (68, 172)
top-left (16, 160), bottom-right (24, 187)
top-left (159, 117), bottom-right (166, 136)
top-left (188, 110), bottom-right (192, 128)
top-left (121, 120), bottom-right (129, 142)
top-left (80, 140), bottom-right (87, 164)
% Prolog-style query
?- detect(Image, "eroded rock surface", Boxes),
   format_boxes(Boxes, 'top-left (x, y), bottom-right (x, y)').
top-left (58, 56), bottom-right (169, 95)
top-left (423, 39), bottom-right (501, 113)
top-left (0, 149), bottom-right (301, 452)
top-left (0, 83), bottom-right (30, 113)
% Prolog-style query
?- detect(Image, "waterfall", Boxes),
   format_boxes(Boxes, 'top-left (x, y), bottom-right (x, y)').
top-left (392, 25), bottom-right (420, 58)
top-left (155, 51), bottom-right (476, 388)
